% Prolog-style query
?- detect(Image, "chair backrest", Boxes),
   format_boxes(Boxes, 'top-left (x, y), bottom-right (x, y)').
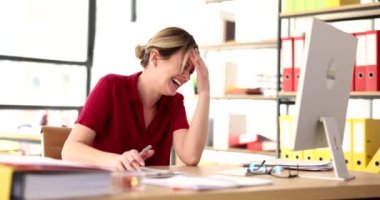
top-left (40, 126), bottom-right (71, 160)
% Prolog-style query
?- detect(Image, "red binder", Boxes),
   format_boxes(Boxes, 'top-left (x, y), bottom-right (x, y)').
top-left (281, 37), bottom-right (294, 91)
top-left (351, 68), bottom-right (355, 91)
top-left (355, 66), bottom-right (366, 91)
top-left (293, 36), bottom-right (305, 92)
top-left (282, 68), bottom-right (294, 91)
top-left (351, 33), bottom-right (356, 91)
top-left (365, 30), bottom-right (380, 91)
top-left (354, 32), bottom-right (367, 91)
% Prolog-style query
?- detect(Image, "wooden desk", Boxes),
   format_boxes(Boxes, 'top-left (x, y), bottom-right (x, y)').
top-left (93, 165), bottom-right (380, 200)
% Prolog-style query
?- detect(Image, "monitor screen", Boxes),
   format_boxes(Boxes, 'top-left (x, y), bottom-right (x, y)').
top-left (290, 18), bottom-right (357, 181)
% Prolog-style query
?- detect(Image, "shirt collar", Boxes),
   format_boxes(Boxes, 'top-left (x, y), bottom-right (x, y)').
top-left (128, 71), bottom-right (142, 100)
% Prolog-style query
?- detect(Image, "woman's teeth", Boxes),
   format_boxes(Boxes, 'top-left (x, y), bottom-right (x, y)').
top-left (172, 79), bottom-right (181, 88)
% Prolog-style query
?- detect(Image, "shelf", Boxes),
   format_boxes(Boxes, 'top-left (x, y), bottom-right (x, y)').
top-left (280, 2), bottom-right (380, 21)
top-left (205, 146), bottom-right (276, 157)
top-left (0, 105), bottom-right (81, 111)
top-left (278, 91), bottom-right (380, 99)
top-left (350, 91), bottom-right (380, 98)
top-left (0, 132), bottom-right (41, 144)
top-left (200, 40), bottom-right (277, 51)
top-left (204, 0), bottom-right (232, 3)
top-left (211, 94), bottom-right (277, 100)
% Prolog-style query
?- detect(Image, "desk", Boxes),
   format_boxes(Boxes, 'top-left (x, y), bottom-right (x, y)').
top-left (92, 165), bottom-right (380, 200)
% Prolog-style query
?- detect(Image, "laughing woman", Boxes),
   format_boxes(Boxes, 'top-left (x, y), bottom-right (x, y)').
top-left (62, 27), bottom-right (210, 171)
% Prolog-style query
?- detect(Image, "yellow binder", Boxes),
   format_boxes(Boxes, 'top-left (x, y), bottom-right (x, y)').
top-left (283, 0), bottom-right (295, 13)
top-left (303, 149), bottom-right (316, 161)
top-left (279, 115), bottom-right (292, 159)
top-left (314, 147), bottom-right (332, 162)
top-left (0, 165), bottom-right (14, 200)
top-left (366, 147), bottom-right (380, 174)
top-left (294, 0), bottom-right (305, 12)
top-left (279, 115), bottom-right (303, 160)
top-left (342, 118), bottom-right (353, 170)
top-left (327, 0), bottom-right (360, 8)
top-left (305, 0), bottom-right (316, 11)
top-left (352, 118), bottom-right (380, 171)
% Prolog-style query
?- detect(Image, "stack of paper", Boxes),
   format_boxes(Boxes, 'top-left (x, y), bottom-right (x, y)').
top-left (143, 174), bottom-right (272, 191)
top-left (0, 155), bottom-right (112, 200)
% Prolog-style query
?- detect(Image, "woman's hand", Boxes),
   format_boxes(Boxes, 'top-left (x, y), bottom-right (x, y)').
top-left (112, 149), bottom-right (155, 171)
top-left (189, 49), bottom-right (210, 96)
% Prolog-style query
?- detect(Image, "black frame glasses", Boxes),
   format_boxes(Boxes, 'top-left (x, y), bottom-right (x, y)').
top-left (245, 160), bottom-right (299, 178)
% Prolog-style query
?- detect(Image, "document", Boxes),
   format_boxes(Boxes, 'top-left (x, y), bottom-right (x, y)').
top-left (143, 174), bottom-right (272, 191)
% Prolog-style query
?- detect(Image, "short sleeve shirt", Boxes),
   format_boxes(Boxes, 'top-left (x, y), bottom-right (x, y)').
top-left (76, 72), bottom-right (189, 166)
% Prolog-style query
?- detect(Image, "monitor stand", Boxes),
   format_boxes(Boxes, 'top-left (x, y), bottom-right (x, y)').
top-left (300, 117), bottom-right (355, 181)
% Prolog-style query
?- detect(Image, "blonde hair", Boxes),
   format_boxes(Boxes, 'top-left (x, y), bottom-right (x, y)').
top-left (135, 27), bottom-right (198, 70)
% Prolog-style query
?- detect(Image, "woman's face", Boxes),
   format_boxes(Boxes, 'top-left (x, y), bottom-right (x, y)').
top-left (157, 50), bottom-right (195, 96)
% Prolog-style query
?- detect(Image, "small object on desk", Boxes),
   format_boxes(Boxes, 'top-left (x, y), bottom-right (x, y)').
top-left (112, 171), bottom-right (145, 192)
top-left (141, 167), bottom-right (177, 178)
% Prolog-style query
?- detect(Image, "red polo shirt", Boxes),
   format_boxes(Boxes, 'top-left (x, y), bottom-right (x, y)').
top-left (76, 72), bottom-right (189, 166)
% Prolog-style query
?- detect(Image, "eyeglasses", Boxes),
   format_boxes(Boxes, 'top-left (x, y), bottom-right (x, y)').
top-left (245, 160), bottom-right (299, 178)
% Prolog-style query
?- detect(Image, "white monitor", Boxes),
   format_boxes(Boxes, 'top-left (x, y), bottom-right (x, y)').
top-left (291, 18), bottom-right (357, 181)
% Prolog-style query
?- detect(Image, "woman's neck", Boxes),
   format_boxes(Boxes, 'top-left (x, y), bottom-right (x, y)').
top-left (137, 72), bottom-right (161, 108)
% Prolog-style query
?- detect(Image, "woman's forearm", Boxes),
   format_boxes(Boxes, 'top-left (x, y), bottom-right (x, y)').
top-left (181, 92), bottom-right (210, 165)
top-left (62, 141), bottom-right (119, 170)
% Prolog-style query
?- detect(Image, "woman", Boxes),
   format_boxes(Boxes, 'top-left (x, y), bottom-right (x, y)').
top-left (62, 27), bottom-right (210, 171)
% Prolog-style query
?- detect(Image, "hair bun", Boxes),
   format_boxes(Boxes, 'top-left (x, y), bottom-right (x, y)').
top-left (135, 45), bottom-right (145, 59)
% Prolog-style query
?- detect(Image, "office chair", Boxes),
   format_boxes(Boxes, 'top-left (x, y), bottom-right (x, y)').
top-left (40, 126), bottom-right (71, 160)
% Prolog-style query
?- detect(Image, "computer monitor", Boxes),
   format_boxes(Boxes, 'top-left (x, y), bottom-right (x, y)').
top-left (291, 18), bottom-right (357, 181)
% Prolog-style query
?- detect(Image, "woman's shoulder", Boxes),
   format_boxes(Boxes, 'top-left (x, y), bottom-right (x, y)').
top-left (98, 72), bottom-right (140, 85)
top-left (99, 73), bottom-right (127, 81)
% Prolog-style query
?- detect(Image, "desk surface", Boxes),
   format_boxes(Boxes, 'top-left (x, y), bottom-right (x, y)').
top-left (92, 165), bottom-right (380, 200)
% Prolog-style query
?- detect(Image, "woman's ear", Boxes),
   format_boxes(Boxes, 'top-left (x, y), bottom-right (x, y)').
top-left (150, 49), bottom-right (160, 67)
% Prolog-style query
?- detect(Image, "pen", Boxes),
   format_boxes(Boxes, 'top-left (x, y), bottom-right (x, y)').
top-left (139, 145), bottom-right (152, 156)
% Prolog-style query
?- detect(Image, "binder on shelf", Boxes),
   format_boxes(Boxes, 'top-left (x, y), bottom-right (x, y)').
top-left (305, 0), bottom-right (316, 11)
top-left (279, 115), bottom-right (292, 159)
top-left (314, 148), bottom-right (332, 162)
top-left (293, 36), bottom-right (305, 92)
top-left (365, 30), bottom-right (380, 91)
top-left (281, 37), bottom-right (294, 92)
top-left (354, 32), bottom-right (367, 91)
top-left (315, 0), bottom-right (328, 9)
top-left (327, 0), bottom-right (360, 8)
top-left (351, 67), bottom-right (355, 91)
top-left (303, 149), bottom-right (316, 161)
top-left (279, 115), bottom-right (303, 160)
top-left (283, 0), bottom-right (295, 13)
top-left (352, 118), bottom-right (380, 171)
top-left (289, 149), bottom-right (304, 161)
top-left (366, 147), bottom-right (380, 174)
top-left (342, 118), bottom-right (353, 170)
top-left (294, 0), bottom-right (305, 12)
